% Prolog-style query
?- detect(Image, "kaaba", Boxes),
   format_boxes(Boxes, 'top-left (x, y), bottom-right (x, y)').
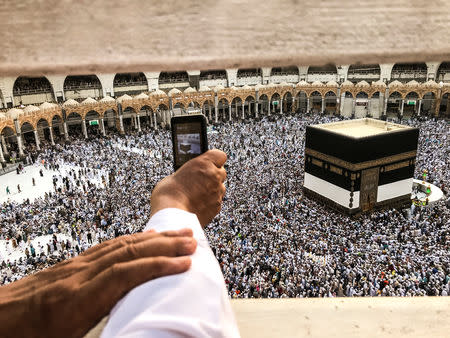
top-left (303, 118), bottom-right (419, 214)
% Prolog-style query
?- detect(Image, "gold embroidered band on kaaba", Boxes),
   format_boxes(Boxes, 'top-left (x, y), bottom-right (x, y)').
top-left (305, 148), bottom-right (417, 171)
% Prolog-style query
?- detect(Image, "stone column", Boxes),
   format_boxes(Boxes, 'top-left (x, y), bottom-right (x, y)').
top-left (48, 127), bottom-right (55, 145)
top-left (16, 133), bottom-right (24, 157)
top-left (153, 113), bottom-right (157, 128)
top-left (228, 104), bottom-right (232, 121)
top-left (255, 100), bottom-right (259, 118)
top-left (0, 144), bottom-right (4, 163)
top-left (321, 97), bottom-right (325, 114)
top-left (352, 98), bottom-right (356, 118)
top-left (367, 99), bottom-right (371, 117)
top-left (208, 105), bottom-right (212, 122)
top-left (1, 135), bottom-right (8, 154)
top-left (268, 101), bottom-right (271, 116)
top-left (100, 118), bottom-right (106, 136)
top-left (119, 115), bottom-right (125, 134)
top-left (63, 122), bottom-right (69, 140)
top-left (82, 120), bottom-right (88, 138)
top-left (241, 102), bottom-right (245, 119)
top-left (400, 99), bottom-right (405, 117)
top-left (34, 130), bottom-right (40, 150)
top-left (137, 114), bottom-right (141, 132)
top-left (214, 103), bottom-right (218, 123)
top-left (417, 99), bottom-right (422, 116)
top-left (383, 89), bottom-right (389, 116)
top-left (434, 97), bottom-right (441, 116)
top-left (280, 99), bottom-right (283, 114)
top-left (291, 97), bottom-right (295, 113)
top-left (14, 120), bottom-right (24, 157)
top-left (306, 97), bottom-right (310, 113)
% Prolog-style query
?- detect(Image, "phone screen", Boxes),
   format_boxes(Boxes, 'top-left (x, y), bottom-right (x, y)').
top-left (172, 117), bottom-right (207, 170)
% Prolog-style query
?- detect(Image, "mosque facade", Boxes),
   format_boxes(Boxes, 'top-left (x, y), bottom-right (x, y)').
top-left (0, 63), bottom-right (448, 163)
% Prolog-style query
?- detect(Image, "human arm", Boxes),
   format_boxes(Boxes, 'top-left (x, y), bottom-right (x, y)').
top-left (101, 149), bottom-right (240, 337)
top-left (0, 229), bottom-right (197, 338)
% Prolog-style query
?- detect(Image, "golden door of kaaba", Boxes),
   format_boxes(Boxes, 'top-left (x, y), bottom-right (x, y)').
top-left (360, 167), bottom-right (379, 212)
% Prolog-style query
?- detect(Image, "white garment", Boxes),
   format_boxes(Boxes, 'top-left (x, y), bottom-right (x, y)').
top-left (101, 208), bottom-right (240, 338)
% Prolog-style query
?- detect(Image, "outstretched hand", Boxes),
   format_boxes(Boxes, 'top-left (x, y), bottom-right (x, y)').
top-left (150, 149), bottom-right (227, 227)
top-left (0, 228), bottom-right (197, 338)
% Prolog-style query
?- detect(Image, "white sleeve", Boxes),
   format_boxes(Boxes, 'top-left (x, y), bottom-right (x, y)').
top-left (101, 208), bottom-right (240, 338)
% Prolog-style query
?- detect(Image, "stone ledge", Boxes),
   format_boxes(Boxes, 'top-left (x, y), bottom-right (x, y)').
top-left (85, 297), bottom-right (450, 338)
top-left (1, 0), bottom-right (450, 76)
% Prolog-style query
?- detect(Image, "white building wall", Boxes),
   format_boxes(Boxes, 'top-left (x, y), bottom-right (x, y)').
top-left (304, 173), bottom-right (359, 209)
top-left (199, 79), bottom-right (228, 88)
top-left (307, 74), bottom-right (338, 83)
top-left (377, 178), bottom-right (413, 202)
top-left (342, 97), bottom-right (353, 117)
top-left (370, 98), bottom-right (381, 118)
top-left (270, 74), bottom-right (299, 84)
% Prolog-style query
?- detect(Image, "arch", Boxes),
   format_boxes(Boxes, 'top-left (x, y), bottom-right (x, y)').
top-left (347, 64), bottom-right (380, 82)
top-left (237, 68), bottom-right (262, 77)
top-left (13, 76), bottom-right (55, 105)
top-left (113, 72), bottom-right (148, 95)
top-left (295, 91), bottom-right (308, 113)
top-left (217, 98), bottom-right (229, 122)
top-left (270, 92), bottom-right (281, 101)
top-left (66, 112), bottom-right (83, 136)
top-left (370, 91), bottom-right (381, 98)
top-left (20, 121), bottom-right (35, 144)
top-left (36, 118), bottom-right (50, 129)
top-left (200, 70), bottom-right (227, 80)
top-left (391, 63), bottom-right (427, 83)
top-left (64, 75), bottom-right (102, 91)
top-left (159, 71), bottom-right (189, 85)
top-left (439, 93), bottom-right (449, 116)
top-left (308, 64), bottom-right (337, 75)
top-left (421, 92), bottom-right (437, 116)
top-left (85, 110), bottom-right (100, 120)
top-left (324, 91), bottom-right (337, 115)
top-left (436, 62), bottom-right (450, 83)
top-left (271, 66), bottom-right (299, 76)
top-left (309, 91), bottom-right (322, 113)
top-left (64, 75), bottom-right (102, 100)
top-left (387, 91), bottom-right (403, 116)
top-left (356, 91), bottom-right (369, 98)
top-left (231, 97), bottom-right (243, 120)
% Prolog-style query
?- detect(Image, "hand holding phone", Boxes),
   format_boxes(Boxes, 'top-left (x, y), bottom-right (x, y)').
top-left (171, 114), bottom-right (208, 171)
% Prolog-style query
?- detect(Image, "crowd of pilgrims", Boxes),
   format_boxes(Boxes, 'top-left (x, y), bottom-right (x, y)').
top-left (0, 113), bottom-right (448, 298)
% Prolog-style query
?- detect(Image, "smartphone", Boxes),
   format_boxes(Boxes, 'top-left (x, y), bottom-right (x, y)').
top-left (171, 114), bottom-right (208, 171)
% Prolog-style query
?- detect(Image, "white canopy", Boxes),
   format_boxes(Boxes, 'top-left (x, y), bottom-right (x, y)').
top-left (341, 80), bottom-right (354, 87)
top-left (372, 80), bottom-right (387, 87)
top-left (296, 80), bottom-right (310, 87)
top-left (311, 81), bottom-right (324, 86)
top-left (242, 84), bottom-right (253, 90)
top-left (6, 108), bottom-right (24, 119)
top-left (406, 80), bottom-right (420, 87)
top-left (356, 80), bottom-right (370, 87)
top-left (388, 80), bottom-right (403, 88)
top-left (168, 88), bottom-right (182, 97)
top-left (255, 84), bottom-right (266, 90)
top-left (81, 97), bottom-right (98, 104)
top-left (184, 87), bottom-right (197, 93)
top-left (213, 85), bottom-right (225, 92)
top-left (421, 80), bottom-right (439, 88)
top-left (99, 96), bottom-right (116, 102)
top-left (39, 102), bottom-right (56, 110)
top-left (62, 98), bottom-right (80, 107)
top-left (326, 80), bottom-right (339, 87)
top-left (279, 82), bottom-right (291, 87)
top-left (116, 94), bottom-right (132, 102)
top-left (23, 105), bottom-right (40, 113)
top-left (198, 86), bottom-right (211, 92)
top-left (134, 92), bottom-right (149, 99)
top-left (150, 89), bottom-right (167, 96)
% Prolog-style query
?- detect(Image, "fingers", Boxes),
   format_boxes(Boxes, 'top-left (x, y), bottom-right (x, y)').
top-left (202, 149), bottom-right (227, 168)
top-left (79, 235), bottom-right (197, 282)
top-left (81, 228), bottom-right (193, 262)
top-left (76, 256), bottom-right (192, 337)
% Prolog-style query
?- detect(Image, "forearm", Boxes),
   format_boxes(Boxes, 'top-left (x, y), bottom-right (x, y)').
top-left (102, 208), bottom-right (240, 338)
